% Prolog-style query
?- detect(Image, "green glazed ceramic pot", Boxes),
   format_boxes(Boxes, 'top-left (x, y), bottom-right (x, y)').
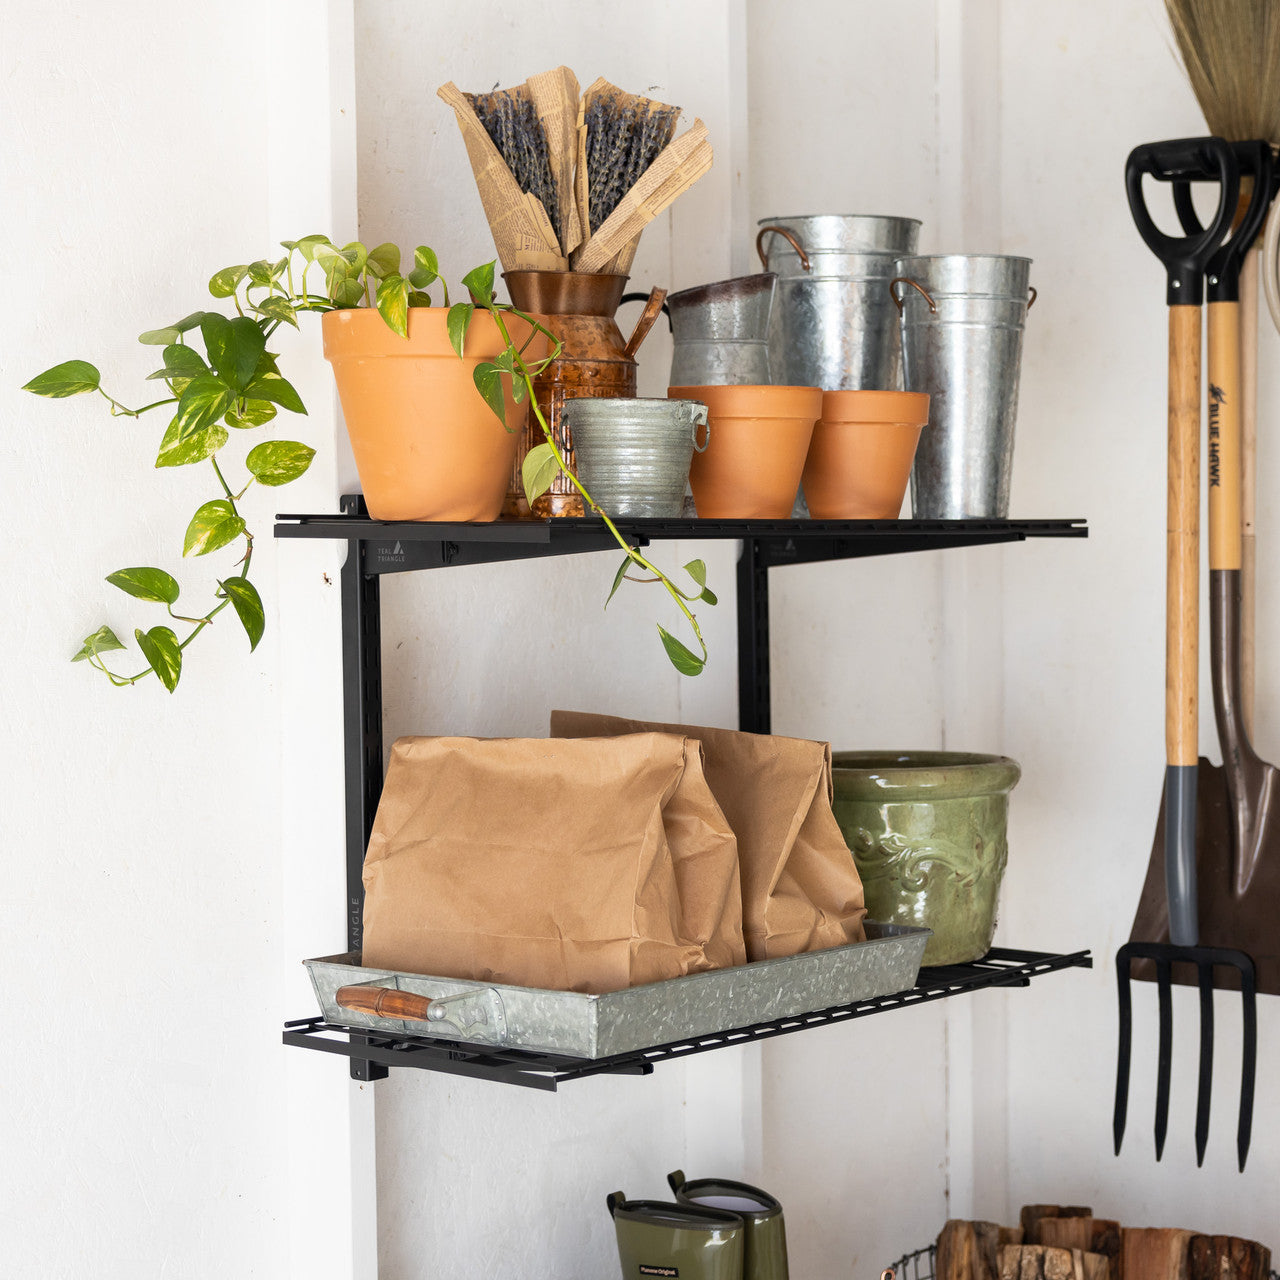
top-left (608, 1192), bottom-right (744, 1280)
top-left (668, 1169), bottom-right (789, 1280)
top-left (830, 751), bottom-right (1021, 965)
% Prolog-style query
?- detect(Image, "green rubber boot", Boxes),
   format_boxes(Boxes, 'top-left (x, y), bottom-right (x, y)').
top-left (608, 1191), bottom-right (744, 1280)
top-left (667, 1170), bottom-right (789, 1280)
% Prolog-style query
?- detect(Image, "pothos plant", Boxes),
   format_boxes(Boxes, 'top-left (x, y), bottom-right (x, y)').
top-left (24, 236), bottom-right (716, 691)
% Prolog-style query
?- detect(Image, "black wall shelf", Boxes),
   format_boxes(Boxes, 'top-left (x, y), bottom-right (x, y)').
top-left (284, 947), bottom-right (1092, 1091)
top-left (276, 497), bottom-right (1090, 1083)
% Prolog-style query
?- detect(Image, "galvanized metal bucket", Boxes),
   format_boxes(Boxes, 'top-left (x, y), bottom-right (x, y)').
top-left (756, 214), bottom-right (921, 391)
top-left (666, 273), bottom-right (776, 386)
top-left (892, 255), bottom-right (1035, 519)
top-left (565, 397), bottom-right (710, 518)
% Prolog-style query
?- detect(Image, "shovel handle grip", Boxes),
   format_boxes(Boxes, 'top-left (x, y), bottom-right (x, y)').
top-left (1168, 304), bottom-right (1200, 768)
top-left (336, 984), bottom-right (433, 1023)
top-left (1127, 136), bottom-right (1238, 305)
top-left (1171, 140), bottom-right (1275, 302)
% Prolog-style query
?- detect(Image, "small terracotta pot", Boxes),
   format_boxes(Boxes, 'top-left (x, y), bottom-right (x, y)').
top-left (668, 384), bottom-right (822, 518)
top-left (323, 307), bottom-right (545, 521)
top-left (802, 390), bottom-right (929, 519)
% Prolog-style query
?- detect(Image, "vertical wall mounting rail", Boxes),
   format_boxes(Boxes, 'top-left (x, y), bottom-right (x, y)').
top-left (737, 539), bottom-right (771, 733)
top-left (340, 494), bottom-right (388, 1083)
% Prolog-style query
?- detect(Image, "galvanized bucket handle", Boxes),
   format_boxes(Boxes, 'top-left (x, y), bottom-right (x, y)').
top-left (756, 225), bottom-right (812, 273)
top-left (890, 277), bottom-right (1038, 314)
top-left (890, 277), bottom-right (936, 315)
top-left (689, 402), bottom-right (711, 453)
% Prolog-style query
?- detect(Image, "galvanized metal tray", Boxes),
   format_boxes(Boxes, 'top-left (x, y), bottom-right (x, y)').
top-left (304, 921), bottom-right (929, 1060)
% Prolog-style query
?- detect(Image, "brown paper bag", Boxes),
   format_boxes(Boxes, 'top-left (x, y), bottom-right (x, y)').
top-left (361, 734), bottom-right (745, 994)
top-left (551, 711), bottom-right (867, 959)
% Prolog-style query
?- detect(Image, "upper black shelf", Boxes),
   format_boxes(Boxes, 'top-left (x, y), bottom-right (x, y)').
top-left (275, 500), bottom-right (1087, 573)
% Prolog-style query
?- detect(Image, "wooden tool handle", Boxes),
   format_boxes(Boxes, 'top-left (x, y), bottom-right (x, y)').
top-left (336, 984), bottom-right (433, 1022)
top-left (620, 287), bottom-right (668, 360)
top-left (1168, 304), bottom-right (1200, 768)
top-left (1240, 244), bottom-right (1259, 733)
top-left (1207, 301), bottom-right (1243, 571)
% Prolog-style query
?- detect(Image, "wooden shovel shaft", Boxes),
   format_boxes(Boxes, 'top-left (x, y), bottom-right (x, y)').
top-left (1168, 305), bottom-right (1200, 768)
top-left (1207, 301), bottom-right (1242, 571)
top-left (1240, 245), bottom-right (1259, 735)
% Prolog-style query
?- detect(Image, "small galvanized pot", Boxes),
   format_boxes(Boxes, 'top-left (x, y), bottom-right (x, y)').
top-left (565, 396), bottom-right (709, 518)
top-left (667, 272), bottom-right (776, 386)
top-left (830, 751), bottom-right (1021, 965)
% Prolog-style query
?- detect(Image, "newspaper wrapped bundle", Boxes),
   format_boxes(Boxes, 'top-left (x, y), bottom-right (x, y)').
top-left (438, 67), bottom-right (713, 275)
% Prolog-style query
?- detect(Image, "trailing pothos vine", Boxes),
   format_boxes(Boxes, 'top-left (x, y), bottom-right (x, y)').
top-left (24, 236), bottom-right (715, 691)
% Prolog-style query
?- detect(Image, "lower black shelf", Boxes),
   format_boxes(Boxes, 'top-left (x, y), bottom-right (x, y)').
top-left (282, 946), bottom-right (1092, 1091)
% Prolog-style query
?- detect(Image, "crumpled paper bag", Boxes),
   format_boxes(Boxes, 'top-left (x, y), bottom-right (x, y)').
top-left (362, 734), bottom-right (745, 993)
top-left (551, 711), bottom-right (867, 960)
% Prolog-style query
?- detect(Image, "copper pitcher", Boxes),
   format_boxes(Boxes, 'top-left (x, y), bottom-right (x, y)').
top-left (502, 271), bottom-right (667, 517)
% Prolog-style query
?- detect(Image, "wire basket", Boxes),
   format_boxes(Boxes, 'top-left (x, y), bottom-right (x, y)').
top-left (884, 1242), bottom-right (1277, 1280)
top-left (886, 1245), bottom-right (935, 1280)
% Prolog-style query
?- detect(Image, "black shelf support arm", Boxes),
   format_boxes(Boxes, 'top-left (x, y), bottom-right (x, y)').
top-left (340, 494), bottom-right (389, 1082)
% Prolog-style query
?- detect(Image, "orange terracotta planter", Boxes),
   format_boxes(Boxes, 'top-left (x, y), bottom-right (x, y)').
top-left (801, 390), bottom-right (930, 519)
top-left (322, 307), bottom-right (545, 521)
top-left (668, 384), bottom-right (822, 518)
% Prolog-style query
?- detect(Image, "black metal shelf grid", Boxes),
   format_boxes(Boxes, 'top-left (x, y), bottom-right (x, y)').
top-left (283, 947), bottom-right (1092, 1091)
top-left (275, 497), bottom-right (1091, 1083)
top-left (275, 505), bottom-right (1087, 574)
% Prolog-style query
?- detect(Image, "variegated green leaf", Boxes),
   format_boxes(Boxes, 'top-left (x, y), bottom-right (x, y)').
top-left (72, 625), bottom-right (126, 663)
top-left (657, 626), bottom-right (705, 676)
top-left (183, 499), bottom-right (245, 557)
top-left (106, 566), bottom-right (180, 605)
top-left (521, 441), bottom-right (560, 506)
top-left (23, 360), bottom-right (101, 397)
top-left (156, 416), bottom-right (228, 467)
top-left (135, 626), bottom-right (182, 691)
top-left (447, 303), bottom-right (474, 357)
top-left (219, 576), bottom-right (265, 651)
top-left (245, 439), bottom-right (315, 486)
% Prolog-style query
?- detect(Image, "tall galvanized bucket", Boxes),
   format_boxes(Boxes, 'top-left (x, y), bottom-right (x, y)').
top-left (756, 214), bottom-right (921, 390)
top-left (565, 397), bottom-right (710, 518)
top-left (892, 255), bottom-right (1034, 518)
top-left (666, 273), bottom-right (776, 386)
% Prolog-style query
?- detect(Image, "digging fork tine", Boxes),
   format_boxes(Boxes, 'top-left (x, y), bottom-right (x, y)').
top-left (1194, 960), bottom-right (1214, 1166)
top-left (1191, 946), bottom-right (1257, 1171)
top-left (1113, 942), bottom-right (1139, 1154)
top-left (1154, 955), bottom-right (1173, 1160)
top-left (1235, 949), bottom-right (1258, 1171)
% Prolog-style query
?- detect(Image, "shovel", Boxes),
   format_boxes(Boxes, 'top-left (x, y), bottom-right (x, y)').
top-left (1170, 141), bottom-right (1280, 988)
top-left (1114, 136), bottom-right (1259, 1171)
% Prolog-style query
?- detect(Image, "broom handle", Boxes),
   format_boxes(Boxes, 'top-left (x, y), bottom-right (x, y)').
top-left (1169, 305), bottom-right (1201, 769)
top-left (1240, 243), bottom-right (1259, 735)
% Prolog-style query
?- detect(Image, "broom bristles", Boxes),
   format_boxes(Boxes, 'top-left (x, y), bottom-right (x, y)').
top-left (1166, 0), bottom-right (1280, 143)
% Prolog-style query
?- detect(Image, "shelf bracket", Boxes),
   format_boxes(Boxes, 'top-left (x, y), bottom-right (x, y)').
top-left (737, 539), bottom-right (771, 733)
top-left (341, 494), bottom-right (388, 1082)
